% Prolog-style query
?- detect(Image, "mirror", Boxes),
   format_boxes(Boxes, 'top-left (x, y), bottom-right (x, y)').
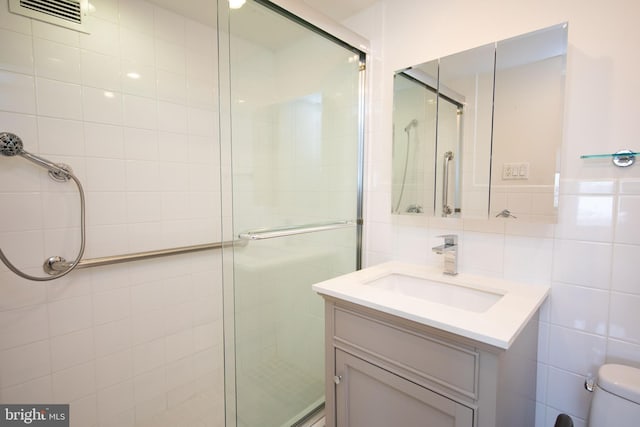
top-left (392, 61), bottom-right (438, 214)
top-left (391, 23), bottom-right (567, 221)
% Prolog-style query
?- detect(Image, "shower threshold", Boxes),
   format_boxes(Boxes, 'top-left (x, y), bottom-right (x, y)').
top-left (292, 403), bottom-right (325, 427)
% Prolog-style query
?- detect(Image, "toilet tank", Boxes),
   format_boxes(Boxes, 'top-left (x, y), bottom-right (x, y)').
top-left (589, 364), bottom-right (640, 427)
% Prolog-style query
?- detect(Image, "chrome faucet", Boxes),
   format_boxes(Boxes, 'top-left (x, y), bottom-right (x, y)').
top-left (432, 234), bottom-right (458, 275)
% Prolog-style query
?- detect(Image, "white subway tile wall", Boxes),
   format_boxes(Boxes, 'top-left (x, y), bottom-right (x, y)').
top-left (346, 1), bottom-right (640, 426)
top-left (0, 1), bottom-right (223, 426)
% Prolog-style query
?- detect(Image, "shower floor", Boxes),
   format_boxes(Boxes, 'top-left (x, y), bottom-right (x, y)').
top-left (237, 357), bottom-right (324, 427)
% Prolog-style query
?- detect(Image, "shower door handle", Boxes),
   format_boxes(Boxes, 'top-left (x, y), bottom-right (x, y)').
top-left (442, 151), bottom-right (454, 216)
top-left (239, 220), bottom-right (357, 240)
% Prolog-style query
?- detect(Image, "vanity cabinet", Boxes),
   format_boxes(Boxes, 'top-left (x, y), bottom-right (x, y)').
top-left (322, 298), bottom-right (540, 427)
top-left (335, 349), bottom-right (474, 427)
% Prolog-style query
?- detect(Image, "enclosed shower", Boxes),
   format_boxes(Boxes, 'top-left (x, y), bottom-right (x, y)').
top-left (220, 2), bottom-right (365, 425)
top-left (0, 0), bottom-right (364, 426)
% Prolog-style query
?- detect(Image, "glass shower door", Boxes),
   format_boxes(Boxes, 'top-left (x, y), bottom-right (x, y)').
top-left (225, 1), bottom-right (364, 426)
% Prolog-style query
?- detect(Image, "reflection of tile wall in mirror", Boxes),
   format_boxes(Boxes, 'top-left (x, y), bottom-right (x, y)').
top-left (391, 71), bottom-right (438, 215)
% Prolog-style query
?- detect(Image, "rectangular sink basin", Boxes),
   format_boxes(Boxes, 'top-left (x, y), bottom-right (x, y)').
top-left (364, 273), bottom-right (503, 313)
top-left (312, 261), bottom-right (551, 348)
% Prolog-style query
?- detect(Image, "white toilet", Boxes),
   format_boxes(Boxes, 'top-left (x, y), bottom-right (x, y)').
top-left (588, 363), bottom-right (640, 427)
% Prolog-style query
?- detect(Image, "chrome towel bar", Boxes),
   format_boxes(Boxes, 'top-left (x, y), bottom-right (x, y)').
top-left (239, 220), bottom-right (356, 240)
top-left (44, 219), bottom-right (357, 275)
top-left (45, 240), bottom-right (246, 274)
top-left (47, 219), bottom-right (357, 274)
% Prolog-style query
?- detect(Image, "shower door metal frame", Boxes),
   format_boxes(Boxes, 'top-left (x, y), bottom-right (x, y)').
top-left (217, 0), bottom-right (368, 425)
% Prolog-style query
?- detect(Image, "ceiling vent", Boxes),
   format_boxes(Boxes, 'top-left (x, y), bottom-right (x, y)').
top-left (9, 0), bottom-right (90, 33)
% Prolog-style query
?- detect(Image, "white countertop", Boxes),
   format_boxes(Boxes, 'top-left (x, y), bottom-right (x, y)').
top-left (312, 261), bottom-right (550, 349)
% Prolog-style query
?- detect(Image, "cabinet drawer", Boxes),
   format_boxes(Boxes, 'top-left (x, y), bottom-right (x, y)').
top-left (333, 307), bottom-right (478, 397)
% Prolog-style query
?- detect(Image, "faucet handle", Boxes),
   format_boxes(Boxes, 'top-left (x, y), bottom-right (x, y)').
top-left (436, 234), bottom-right (458, 245)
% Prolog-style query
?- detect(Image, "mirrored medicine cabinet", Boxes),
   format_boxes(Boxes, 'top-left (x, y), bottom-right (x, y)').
top-left (392, 23), bottom-right (567, 222)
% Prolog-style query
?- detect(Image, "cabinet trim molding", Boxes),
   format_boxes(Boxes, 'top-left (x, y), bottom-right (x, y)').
top-left (333, 305), bottom-right (480, 400)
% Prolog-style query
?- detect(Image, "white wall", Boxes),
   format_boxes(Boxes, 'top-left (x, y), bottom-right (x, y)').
top-left (0, 1), bottom-right (224, 426)
top-left (345, 1), bottom-right (640, 426)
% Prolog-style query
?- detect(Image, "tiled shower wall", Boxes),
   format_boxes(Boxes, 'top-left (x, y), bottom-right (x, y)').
top-left (346, 1), bottom-right (640, 426)
top-left (0, 1), bottom-right (224, 426)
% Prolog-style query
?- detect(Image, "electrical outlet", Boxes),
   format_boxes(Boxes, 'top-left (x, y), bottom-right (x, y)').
top-left (502, 162), bottom-right (529, 180)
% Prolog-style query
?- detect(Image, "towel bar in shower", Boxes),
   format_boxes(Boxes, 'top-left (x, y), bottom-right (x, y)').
top-left (239, 220), bottom-right (357, 240)
top-left (45, 240), bottom-right (246, 274)
top-left (48, 221), bottom-right (357, 272)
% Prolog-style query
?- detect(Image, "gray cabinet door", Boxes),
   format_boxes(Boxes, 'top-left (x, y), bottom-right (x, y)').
top-left (335, 350), bottom-right (474, 427)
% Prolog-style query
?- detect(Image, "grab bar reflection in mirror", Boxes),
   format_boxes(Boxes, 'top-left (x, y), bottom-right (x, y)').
top-left (442, 151), bottom-right (454, 216)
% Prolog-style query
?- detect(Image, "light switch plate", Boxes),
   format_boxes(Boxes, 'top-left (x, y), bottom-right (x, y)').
top-left (502, 162), bottom-right (529, 180)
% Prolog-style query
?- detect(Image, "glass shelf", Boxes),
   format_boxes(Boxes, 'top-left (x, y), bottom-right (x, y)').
top-left (580, 152), bottom-right (639, 159)
top-left (580, 150), bottom-right (637, 167)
